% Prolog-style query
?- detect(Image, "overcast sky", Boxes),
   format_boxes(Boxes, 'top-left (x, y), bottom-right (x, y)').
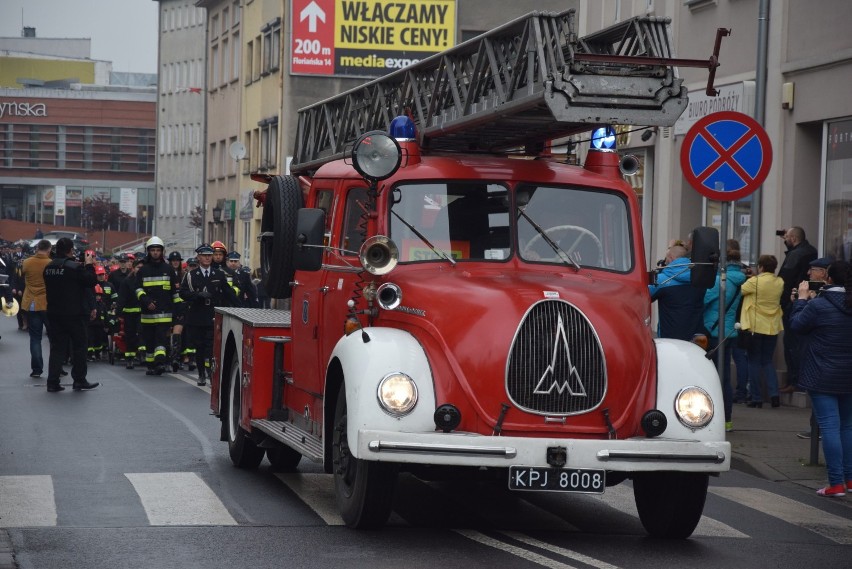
top-left (0, 0), bottom-right (159, 74)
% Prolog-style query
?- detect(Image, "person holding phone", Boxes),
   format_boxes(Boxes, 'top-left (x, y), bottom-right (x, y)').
top-left (42, 238), bottom-right (99, 392)
top-left (790, 261), bottom-right (852, 497)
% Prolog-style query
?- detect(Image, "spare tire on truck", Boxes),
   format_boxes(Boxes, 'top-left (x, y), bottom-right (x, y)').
top-left (260, 175), bottom-right (303, 299)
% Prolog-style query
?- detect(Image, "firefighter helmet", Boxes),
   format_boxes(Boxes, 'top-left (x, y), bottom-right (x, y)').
top-left (211, 240), bottom-right (227, 253)
top-left (146, 236), bottom-right (165, 250)
top-left (95, 265), bottom-right (106, 275)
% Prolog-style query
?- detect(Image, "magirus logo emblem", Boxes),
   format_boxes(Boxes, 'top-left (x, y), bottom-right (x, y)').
top-left (532, 313), bottom-right (587, 396)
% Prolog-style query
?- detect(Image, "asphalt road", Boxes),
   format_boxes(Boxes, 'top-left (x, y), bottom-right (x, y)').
top-left (0, 315), bottom-right (850, 569)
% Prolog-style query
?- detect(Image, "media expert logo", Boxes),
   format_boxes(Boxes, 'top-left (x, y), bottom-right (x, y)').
top-left (0, 101), bottom-right (48, 119)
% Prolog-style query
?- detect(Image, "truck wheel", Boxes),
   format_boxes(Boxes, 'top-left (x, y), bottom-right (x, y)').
top-left (266, 445), bottom-right (302, 472)
top-left (226, 357), bottom-right (265, 469)
top-left (260, 175), bottom-right (303, 299)
top-left (633, 471), bottom-right (709, 539)
top-left (332, 384), bottom-right (397, 528)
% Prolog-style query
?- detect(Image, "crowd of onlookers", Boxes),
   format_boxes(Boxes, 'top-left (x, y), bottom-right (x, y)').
top-left (650, 226), bottom-right (852, 499)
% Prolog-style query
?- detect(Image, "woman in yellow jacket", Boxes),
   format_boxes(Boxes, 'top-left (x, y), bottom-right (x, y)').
top-left (740, 254), bottom-right (785, 408)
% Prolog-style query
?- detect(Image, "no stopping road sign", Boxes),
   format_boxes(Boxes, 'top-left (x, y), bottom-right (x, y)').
top-left (680, 111), bottom-right (772, 201)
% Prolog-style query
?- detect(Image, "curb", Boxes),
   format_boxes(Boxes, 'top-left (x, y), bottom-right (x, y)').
top-left (0, 530), bottom-right (17, 569)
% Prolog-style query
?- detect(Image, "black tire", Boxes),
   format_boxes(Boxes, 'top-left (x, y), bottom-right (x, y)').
top-left (260, 175), bottom-right (303, 299)
top-left (332, 384), bottom-right (397, 529)
top-left (266, 445), bottom-right (302, 472)
top-left (226, 357), bottom-right (265, 469)
top-left (633, 472), bottom-right (709, 539)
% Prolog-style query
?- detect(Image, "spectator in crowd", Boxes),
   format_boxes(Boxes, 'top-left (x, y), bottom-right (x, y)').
top-left (649, 244), bottom-right (704, 340)
top-left (777, 227), bottom-right (817, 392)
top-left (34, 227), bottom-right (44, 239)
top-left (703, 248), bottom-right (747, 432)
top-left (20, 239), bottom-right (53, 378)
top-left (727, 240), bottom-right (750, 404)
top-left (42, 238), bottom-right (99, 392)
top-left (739, 254), bottom-right (784, 408)
top-left (789, 260), bottom-right (852, 497)
top-left (108, 254), bottom-right (133, 291)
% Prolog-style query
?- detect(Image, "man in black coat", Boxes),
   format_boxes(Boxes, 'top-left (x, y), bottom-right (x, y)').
top-left (180, 244), bottom-right (238, 386)
top-left (42, 238), bottom-right (99, 392)
top-left (777, 226), bottom-right (818, 392)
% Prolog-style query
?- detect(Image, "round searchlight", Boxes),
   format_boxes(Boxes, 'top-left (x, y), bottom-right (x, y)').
top-left (591, 126), bottom-right (617, 150)
top-left (352, 130), bottom-right (402, 182)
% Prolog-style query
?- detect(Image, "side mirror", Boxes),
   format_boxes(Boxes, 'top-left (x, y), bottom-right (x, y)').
top-left (690, 226), bottom-right (719, 289)
top-left (293, 208), bottom-right (325, 272)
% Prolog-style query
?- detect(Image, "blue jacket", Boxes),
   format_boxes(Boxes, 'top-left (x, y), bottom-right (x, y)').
top-left (789, 289), bottom-right (852, 394)
top-left (650, 257), bottom-right (704, 341)
top-left (702, 263), bottom-right (747, 339)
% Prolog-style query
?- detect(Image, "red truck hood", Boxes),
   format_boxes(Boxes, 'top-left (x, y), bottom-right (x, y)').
top-left (378, 264), bottom-right (656, 437)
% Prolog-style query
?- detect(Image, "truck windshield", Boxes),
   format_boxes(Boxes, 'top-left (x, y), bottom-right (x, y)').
top-left (517, 184), bottom-right (633, 272)
top-left (388, 182), bottom-right (633, 271)
top-left (390, 182), bottom-right (511, 262)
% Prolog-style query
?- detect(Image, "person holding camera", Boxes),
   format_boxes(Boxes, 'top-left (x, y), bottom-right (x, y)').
top-left (789, 260), bottom-right (852, 497)
top-left (777, 227), bottom-right (817, 392)
top-left (180, 244), bottom-right (238, 386)
top-left (42, 238), bottom-right (99, 392)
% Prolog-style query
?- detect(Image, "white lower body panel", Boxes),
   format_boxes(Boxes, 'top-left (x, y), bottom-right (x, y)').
top-left (358, 429), bottom-right (730, 473)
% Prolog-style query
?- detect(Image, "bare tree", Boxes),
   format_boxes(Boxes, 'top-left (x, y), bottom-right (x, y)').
top-left (188, 205), bottom-right (204, 229)
top-left (82, 195), bottom-right (131, 252)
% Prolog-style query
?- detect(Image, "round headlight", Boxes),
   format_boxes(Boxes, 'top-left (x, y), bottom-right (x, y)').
top-left (377, 373), bottom-right (418, 416)
top-left (674, 386), bottom-right (714, 430)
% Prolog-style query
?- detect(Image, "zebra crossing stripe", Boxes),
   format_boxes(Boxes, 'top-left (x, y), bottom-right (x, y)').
top-left (275, 473), bottom-right (344, 526)
top-left (125, 472), bottom-right (237, 526)
top-left (589, 484), bottom-right (748, 538)
top-left (0, 475), bottom-right (56, 527)
top-left (710, 486), bottom-right (852, 544)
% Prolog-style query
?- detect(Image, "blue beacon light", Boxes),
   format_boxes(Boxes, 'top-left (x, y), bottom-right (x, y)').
top-left (591, 126), bottom-right (617, 150)
top-left (389, 116), bottom-right (416, 140)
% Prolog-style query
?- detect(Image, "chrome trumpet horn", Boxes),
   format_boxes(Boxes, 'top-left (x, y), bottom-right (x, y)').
top-left (359, 235), bottom-right (399, 275)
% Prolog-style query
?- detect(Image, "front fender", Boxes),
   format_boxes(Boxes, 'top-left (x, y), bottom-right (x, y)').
top-left (654, 339), bottom-right (726, 441)
top-left (330, 327), bottom-right (437, 459)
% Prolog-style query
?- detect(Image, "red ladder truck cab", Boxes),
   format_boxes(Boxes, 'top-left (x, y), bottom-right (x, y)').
top-left (211, 9), bottom-right (731, 538)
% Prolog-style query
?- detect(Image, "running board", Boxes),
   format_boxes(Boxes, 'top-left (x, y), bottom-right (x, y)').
top-left (251, 419), bottom-right (323, 463)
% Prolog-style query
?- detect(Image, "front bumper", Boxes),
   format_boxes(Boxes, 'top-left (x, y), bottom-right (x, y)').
top-left (359, 430), bottom-right (730, 473)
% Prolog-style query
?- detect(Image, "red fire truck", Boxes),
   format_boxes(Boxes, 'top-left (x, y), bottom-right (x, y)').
top-left (211, 10), bottom-right (730, 538)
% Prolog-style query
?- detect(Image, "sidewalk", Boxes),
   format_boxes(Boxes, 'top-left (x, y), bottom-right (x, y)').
top-left (727, 393), bottom-right (835, 494)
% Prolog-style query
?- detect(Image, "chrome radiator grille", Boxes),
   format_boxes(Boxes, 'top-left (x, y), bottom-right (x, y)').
top-left (506, 300), bottom-right (606, 415)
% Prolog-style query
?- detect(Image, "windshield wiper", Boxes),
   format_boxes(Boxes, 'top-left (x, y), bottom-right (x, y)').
top-left (390, 209), bottom-right (456, 265)
top-left (517, 206), bottom-right (581, 271)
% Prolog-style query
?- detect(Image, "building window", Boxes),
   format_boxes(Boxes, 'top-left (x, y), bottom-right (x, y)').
top-left (258, 117), bottom-right (278, 171)
top-left (222, 38), bottom-right (230, 83)
top-left (28, 125), bottom-right (40, 168)
top-left (246, 40), bottom-right (254, 84)
top-left (262, 18), bottom-right (281, 75)
top-left (232, 32), bottom-right (240, 82)
top-left (211, 44), bottom-right (220, 87)
top-left (825, 118), bottom-right (852, 262)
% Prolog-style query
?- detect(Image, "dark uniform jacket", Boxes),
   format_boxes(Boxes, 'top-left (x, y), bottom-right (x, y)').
top-left (778, 240), bottom-right (817, 309)
top-left (179, 266), bottom-right (238, 326)
top-left (235, 268), bottom-right (257, 307)
top-left (117, 273), bottom-right (142, 315)
top-left (790, 289), bottom-right (852, 394)
top-left (135, 259), bottom-right (182, 324)
top-left (108, 268), bottom-right (131, 291)
top-left (43, 257), bottom-right (97, 317)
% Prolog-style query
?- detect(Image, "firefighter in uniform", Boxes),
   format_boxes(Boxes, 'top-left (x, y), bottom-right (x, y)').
top-left (116, 257), bottom-right (144, 368)
top-left (211, 241), bottom-right (240, 303)
top-left (226, 252), bottom-right (258, 308)
top-left (167, 251), bottom-right (186, 371)
top-left (180, 244), bottom-right (238, 386)
top-left (135, 237), bottom-right (182, 375)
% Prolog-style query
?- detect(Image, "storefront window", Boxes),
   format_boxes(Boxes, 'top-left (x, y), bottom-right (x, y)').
top-left (824, 119), bottom-right (852, 263)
